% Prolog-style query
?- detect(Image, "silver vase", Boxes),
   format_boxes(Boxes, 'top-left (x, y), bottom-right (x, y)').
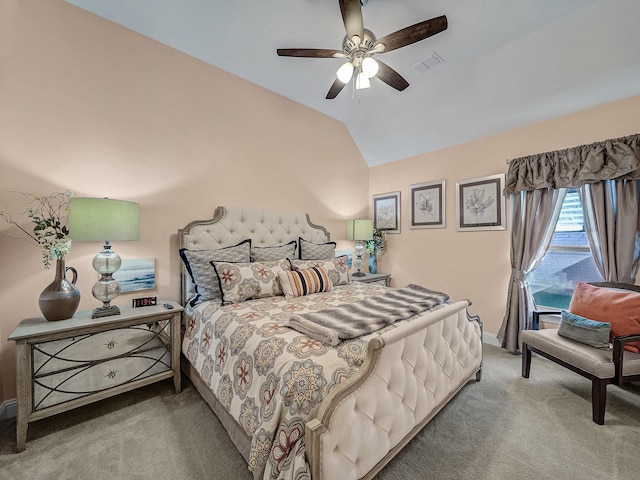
top-left (39, 259), bottom-right (81, 321)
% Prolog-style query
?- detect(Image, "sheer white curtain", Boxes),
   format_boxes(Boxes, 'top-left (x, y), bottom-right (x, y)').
top-left (497, 189), bottom-right (565, 353)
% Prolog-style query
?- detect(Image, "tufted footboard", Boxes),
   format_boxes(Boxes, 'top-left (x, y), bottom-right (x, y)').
top-left (305, 300), bottom-right (483, 480)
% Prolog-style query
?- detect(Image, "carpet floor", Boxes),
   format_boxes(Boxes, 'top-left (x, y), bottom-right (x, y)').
top-left (1, 344), bottom-right (639, 480)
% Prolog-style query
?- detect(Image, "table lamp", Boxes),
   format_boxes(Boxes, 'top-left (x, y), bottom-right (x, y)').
top-left (68, 197), bottom-right (140, 318)
top-left (346, 219), bottom-right (373, 277)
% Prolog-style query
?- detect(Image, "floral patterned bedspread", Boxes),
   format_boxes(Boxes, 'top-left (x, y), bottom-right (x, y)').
top-left (182, 282), bottom-right (400, 480)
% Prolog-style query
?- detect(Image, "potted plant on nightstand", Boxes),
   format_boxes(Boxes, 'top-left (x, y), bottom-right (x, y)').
top-left (1, 191), bottom-right (80, 320)
top-left (365, 228), bottom-right (386, 274)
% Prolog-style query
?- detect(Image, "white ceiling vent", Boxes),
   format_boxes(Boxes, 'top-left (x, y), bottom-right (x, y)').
top-left (411, 52), bottom-right (445, 74)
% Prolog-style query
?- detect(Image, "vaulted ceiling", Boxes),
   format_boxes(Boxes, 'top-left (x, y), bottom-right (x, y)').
top-left (67, 0), bottom-right (640, 166)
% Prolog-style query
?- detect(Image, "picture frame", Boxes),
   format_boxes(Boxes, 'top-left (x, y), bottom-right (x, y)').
top-left (410, 180), bottom-right (445, 229)
top-left (113, 258), bottom-right (156, 292)
top-left (373, 191), bottom-right (401, 234)
top-left (335, 249), bottom-right (353, 268)
top-left (456, 173), bottom-right (506, 231)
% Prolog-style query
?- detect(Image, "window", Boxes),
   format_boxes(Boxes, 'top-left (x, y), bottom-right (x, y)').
top-left (528, 189), bottom-right (602, 310)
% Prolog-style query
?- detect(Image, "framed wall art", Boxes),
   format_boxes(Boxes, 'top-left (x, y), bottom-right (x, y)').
top-left (113, 258), bottom-right (156, 292)
top-left (456, 173), bottom-right (506, 231)
top-left (410, 180), bottom-right (445, 229)
top-left (373, 191), bottom-right (400, 234)
top-left (334, 249), bottom-right (353, 267)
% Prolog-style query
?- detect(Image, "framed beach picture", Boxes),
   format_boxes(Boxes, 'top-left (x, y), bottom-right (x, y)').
top-left (456, 173), bottom-right (506, 231)
top-left (113, 258), bottom-right (156, 292)
top-left (410, 180), bottom-right (445, 229)
top-left (373, 191), bottom-right (401, 234)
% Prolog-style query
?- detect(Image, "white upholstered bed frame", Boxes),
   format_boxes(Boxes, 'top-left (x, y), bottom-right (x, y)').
top-left (179, 206), bottom-right (483, 480)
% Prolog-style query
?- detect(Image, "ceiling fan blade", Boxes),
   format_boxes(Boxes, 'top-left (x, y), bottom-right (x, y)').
top-left (277, 48), bottom-right (343, 58)
top-left (375, 60), bottom-right (409, 91)
top-left (374, 15), bottom-right (447, 53)
top-left (339, 0), bottom-right (364, 41)
top-left (326, 78), bottom-right (347, 99)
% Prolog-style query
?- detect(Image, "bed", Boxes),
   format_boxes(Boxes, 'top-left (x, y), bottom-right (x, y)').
top-left (178, 206), bottom-right (483, 480)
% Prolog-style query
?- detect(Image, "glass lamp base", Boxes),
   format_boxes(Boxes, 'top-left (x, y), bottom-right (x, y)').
top-left (91, 304), bottom-right (121, 319)
top-left (91, 242), bottom-right (123, 318)
top-left (353, 240), bottom-right (367, 276)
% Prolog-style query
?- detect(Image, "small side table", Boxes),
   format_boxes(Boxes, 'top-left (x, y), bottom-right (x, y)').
top-left (8, 301), bottom-right (183, 452)
top-left (351, 272), bottom-right (391, 287)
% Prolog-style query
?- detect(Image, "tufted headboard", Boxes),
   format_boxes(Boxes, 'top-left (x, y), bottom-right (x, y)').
top-left (178, 206), bottom-right (330, 305)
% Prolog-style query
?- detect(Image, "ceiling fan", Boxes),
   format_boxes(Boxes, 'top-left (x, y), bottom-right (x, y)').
top-left (276, 0), bottom-right (448, 99)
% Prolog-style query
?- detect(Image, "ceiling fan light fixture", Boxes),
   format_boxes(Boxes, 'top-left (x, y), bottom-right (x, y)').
top-left (277, 1), bottom-right (448, 100)
top-left (336, 61), bottom-right (355, 83)
top-left (355, 72), bottom-right (370, 90)
top-left (361, 57), bottom-right (378, 78)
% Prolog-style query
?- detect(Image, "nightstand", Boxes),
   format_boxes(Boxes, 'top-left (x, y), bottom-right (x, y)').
top-left (351, 272), bottom-right (391, 287)
top-left (8, 301), bottom-right (183, 452)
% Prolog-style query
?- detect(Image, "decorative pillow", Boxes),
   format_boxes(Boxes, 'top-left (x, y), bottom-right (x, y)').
top-left (250, 241), bottom-right (297, 262)
top-left (211, 259), bottom-right (291, 304)
top-left (179, 240), bottom-right (251, 306)
top-left (558, 310), bottom-right (611, 349)
top-left (290, 256), bottom-right (350, 286)
top-left (277, 265), bottom-right (332, 299)
top-left (568, 282), bottom-right (640, 353)
top-left (299, 237), bottom-right (336, 260)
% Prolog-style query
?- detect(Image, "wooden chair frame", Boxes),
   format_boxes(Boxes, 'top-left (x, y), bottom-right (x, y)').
top-left (522, 282), bottom-right (640, 425)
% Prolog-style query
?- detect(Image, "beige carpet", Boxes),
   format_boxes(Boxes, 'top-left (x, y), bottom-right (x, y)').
top-left (1, 344), bottom-right (639, 480)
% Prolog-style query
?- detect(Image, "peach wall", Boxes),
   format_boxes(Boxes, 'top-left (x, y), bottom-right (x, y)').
top-left (370, 94), bottom-right (640, 340)
top-left (0, 1), bottom-right (370, 402)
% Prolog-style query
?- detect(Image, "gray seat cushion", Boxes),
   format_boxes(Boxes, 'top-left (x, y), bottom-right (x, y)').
top-left (521, 329), bottom-right (640, 379)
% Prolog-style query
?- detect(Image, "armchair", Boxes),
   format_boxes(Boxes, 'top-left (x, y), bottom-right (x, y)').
top-left (521, 282), bottom-right (640, 424)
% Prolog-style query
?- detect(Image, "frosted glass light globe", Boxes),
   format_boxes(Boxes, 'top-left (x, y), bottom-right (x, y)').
top-left (336, 62), bottom-right (354, 83)
top-left (362, 57), bottom-right (379, 78)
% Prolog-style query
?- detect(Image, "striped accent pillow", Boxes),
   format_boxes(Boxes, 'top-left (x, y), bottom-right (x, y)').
top-left (290, 256), bottom-right (350, 286)
top-left (277, 265), bottom-right (333, 299)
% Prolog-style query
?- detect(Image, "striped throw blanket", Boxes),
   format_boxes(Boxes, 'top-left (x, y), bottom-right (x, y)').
top-left (286, 284), bottom-right (449, 346)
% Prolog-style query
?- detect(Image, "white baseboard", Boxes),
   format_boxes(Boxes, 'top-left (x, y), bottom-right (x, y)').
top-left (482, 332), bottom-right (501, 347)
top-left (0, 398), bottom-right (17, 424)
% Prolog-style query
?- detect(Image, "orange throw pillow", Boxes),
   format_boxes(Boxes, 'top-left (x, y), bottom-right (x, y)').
top-left (568, 282), bottom-right (640, 353)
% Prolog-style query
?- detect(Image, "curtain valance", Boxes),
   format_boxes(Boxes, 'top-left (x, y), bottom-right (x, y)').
top-left (504, 134), bottom-right (640, 195)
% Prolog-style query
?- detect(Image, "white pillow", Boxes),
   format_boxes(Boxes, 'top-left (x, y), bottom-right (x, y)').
top-left (212, 259), bottom-right (291, 304)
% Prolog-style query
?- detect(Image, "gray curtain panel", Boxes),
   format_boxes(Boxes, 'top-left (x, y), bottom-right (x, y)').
top-left (504, 134), bottom-right (640, 195)
top-left (499, 133), bottom-right (640, 353)
top-left (497, 188), bottom-right (564, 353)
top-left (581, 179), bottom-right (640, 283)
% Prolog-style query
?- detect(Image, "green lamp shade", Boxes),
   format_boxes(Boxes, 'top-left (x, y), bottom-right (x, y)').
top-left (346, 219), bottom-right (374, 241)
top-left (68, 197), bottom-right (140, 241)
